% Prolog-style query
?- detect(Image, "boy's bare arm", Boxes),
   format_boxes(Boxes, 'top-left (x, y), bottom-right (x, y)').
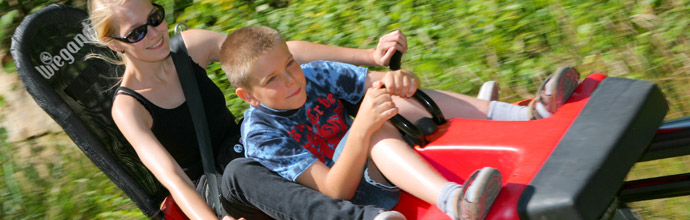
top-left (296, 128), bottom-right (370, 200)
top-left (296, 82), bottom-right (397, 200)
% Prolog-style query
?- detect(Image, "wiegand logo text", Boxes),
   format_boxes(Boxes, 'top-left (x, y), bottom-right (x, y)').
top-left (34, 22), bottom-right (90, 79)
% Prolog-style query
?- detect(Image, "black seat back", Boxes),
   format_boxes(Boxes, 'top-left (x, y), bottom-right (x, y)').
top-left (10, 4), bottom-right (167, 218)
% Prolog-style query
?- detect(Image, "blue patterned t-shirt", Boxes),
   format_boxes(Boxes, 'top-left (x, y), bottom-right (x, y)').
top-left (242, 60), bottom-right (368, 181)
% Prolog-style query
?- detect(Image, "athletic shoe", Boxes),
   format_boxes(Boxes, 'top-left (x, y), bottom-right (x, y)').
top-left (374, 210), bottom-right (406, 220)
top-left (528, 66), bottom-right (580, 119)
top-left (453, 167), bottom-right (503, 220)
top-left (477, 81), bottom-right (499, 101)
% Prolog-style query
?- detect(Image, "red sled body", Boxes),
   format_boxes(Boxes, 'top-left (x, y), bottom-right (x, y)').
top-left (392, 73), bottom-right (668, 219)
top-left (12, 4), bottom-right (681, 220)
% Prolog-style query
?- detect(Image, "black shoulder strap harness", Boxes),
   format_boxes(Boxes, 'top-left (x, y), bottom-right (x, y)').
top-left (169, 33), bottom-right (224, 217)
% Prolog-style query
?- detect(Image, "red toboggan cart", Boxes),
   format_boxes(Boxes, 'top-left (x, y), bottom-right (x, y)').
top-left (11, 4), bottom-right (690, 220)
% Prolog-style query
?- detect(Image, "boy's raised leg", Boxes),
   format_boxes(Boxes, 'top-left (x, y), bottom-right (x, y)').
top-left (369, 91), bottom-right (504, 219)
top-left (368, 123), bottom-right (503, 220)
top-left (391, 89), bottom-right (492, 121)
top-left (369, 123), bottom-right (450, 203)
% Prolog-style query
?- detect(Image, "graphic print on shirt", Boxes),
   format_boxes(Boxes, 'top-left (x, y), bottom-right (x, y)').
top-left (289, 93), bottom-right (346, 163)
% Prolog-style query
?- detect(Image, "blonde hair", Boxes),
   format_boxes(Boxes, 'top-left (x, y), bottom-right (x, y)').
top-left (84, 0), bottom-right (132, 65)
top-left (220, 25), bottom-right (284, 89)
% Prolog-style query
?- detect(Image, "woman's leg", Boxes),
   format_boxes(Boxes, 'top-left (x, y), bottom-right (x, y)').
top-left (220, 158), bottom-right (385, 220)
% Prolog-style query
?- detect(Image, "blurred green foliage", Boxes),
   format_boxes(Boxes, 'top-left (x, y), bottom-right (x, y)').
top-left (0, 0), bottom-right (83, 50)
top-left (172, 0), bottom-right (690, 119)
top-left (0, 129), bottom-right (144, 219)
top-left (1, 0), bottom-right (689, 219)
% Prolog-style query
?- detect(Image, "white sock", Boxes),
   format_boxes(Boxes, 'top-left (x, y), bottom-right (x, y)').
top-left (437, 182), bottom-right (462, 218)
top-left (487, 101), bottom-right (531, 121)
top-left (535, 77), bottom-right (556, 118)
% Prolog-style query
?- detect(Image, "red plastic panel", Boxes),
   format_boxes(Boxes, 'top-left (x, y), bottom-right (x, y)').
top-left (161, 195), bottom-right (190, 220)
top-left (393, 73), bottom-right (607, 220)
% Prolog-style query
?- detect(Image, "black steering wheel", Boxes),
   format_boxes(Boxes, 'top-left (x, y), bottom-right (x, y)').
top-left (387, 51), bottom-right (446, 147)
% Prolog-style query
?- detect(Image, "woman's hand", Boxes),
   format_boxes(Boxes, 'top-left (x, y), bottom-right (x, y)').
top-left (372, 30), bottom-right (408, 66)
top-left (223, 215), bottom-right (245, 220)
top-left (355, 81), bottom-right (398, 134)
top-left (381, 69), bottom-right (419, 98)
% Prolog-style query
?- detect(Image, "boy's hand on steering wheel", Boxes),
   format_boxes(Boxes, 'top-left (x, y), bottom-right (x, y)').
top-left (355, 81), bottom-right (398, 134)
top-left (373, 30), bottom-right (407, 66)
top-left (383, 69), bottom-right (419, 98)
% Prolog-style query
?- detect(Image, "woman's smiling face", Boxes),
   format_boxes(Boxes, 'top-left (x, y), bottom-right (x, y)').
top-left (109, 0), bottom-right (170, 62)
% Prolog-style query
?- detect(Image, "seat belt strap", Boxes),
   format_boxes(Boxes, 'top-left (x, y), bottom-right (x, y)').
top-left (169, 33), bottom-right (223, 217)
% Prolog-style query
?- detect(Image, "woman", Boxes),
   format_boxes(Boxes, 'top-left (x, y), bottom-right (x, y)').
top-left (86, 0), bottom-right (408, 219)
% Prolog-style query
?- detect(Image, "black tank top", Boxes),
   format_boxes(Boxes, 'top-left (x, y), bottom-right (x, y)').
top-left (114, 55), bottom-right (242, 181)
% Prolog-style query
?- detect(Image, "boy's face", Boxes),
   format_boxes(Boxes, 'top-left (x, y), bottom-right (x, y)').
top-left (241, 42), bottom-right (307, 110)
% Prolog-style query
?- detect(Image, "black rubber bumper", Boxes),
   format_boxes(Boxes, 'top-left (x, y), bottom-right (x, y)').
top-left (517, 77), bottom-right (668, 220)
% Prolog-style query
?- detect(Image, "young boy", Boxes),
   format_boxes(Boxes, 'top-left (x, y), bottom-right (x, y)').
top-left (220, 26), bottom-right (578, 220)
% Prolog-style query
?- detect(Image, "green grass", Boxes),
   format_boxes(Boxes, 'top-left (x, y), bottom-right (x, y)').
top-left (1, 0), bottom-right (689, 219)
top-left (626, 156), bottom-right (690, 219)
top-left (176, 0), bottom-right (690, 119)
top-left (0, 129), bottom-right (145, 220)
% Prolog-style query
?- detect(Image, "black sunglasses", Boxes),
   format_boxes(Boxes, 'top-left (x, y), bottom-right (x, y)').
top-left (109, 3), bottom-right (165, 43)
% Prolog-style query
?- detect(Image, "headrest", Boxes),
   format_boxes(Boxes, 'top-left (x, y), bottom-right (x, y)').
top-left (10, 4), bottom-right (166, 218)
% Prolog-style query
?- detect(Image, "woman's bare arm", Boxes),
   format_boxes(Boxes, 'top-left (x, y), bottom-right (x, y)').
top-left (111, 96), bottom-right (223, 220)
top-left (287, 30), bottom-right (407, 66)
top-left (181, 29), bottom-right (407, 68)
top-left (180, 29), bottom-right (226, 67)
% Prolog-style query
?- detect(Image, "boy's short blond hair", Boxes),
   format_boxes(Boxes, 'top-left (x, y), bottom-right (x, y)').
top-left (220, 26), bottom-right (284, 89)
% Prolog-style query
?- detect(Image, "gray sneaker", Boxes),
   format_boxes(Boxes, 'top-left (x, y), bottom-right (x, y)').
top-left (373, 210), bottom-right (406, 220)
top-left (453, 167), bottom-right (503, 220)
top-left (477, 81), bottom-right (499, 101)
top-left (528, 66), bottom-right (580, 119)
